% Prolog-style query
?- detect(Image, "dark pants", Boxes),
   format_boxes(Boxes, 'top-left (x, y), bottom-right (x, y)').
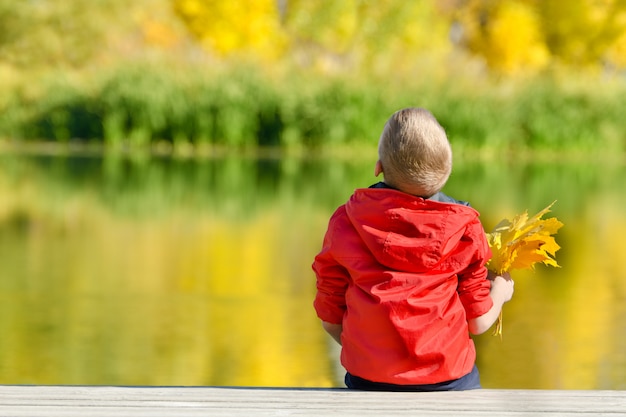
top-left (345, 365), bottom-right (481, 392)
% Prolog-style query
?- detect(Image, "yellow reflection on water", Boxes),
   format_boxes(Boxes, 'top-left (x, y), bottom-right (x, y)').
top-left (0, 189), bottom-right (334, 386)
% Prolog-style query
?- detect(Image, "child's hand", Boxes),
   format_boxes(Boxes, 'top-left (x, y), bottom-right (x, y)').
top-left (468, 273), bottom-right (514, 335)
top-left (490, 274), bottom-right (514, 303)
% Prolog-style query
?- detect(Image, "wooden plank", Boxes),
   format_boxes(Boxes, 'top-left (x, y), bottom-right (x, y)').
top-left (0, 386), bottom-right (624, 417)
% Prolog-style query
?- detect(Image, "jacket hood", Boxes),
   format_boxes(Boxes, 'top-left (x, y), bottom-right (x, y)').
top-left (345, 188), bottom-right (480, 273)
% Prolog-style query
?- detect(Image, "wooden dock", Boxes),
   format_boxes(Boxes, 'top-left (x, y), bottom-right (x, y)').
top-left (0, 385), bottom-right (624, 416)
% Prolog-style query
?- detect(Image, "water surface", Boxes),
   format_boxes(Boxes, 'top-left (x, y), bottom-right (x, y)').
top-left (0, 152), bottom-right (624, 389)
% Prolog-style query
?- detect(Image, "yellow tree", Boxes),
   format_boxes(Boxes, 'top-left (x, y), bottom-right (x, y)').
top-left (172, 0), bottom-right (287, 59)
top-left (606, 30), bottom-right (626, 68)
top-left (448, 0), bottom-right (550, 74)
top-left (536, 0), bottom-right (626, 68)
top-left (447, 0), bottom-right (626, 72)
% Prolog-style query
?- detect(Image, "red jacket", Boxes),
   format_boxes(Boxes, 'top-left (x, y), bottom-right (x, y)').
top-left (313, 187), bottom-right (493, 385)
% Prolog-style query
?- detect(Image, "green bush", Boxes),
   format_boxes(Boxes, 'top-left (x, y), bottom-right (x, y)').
top-left (0, 64), bottom-right (624, 156)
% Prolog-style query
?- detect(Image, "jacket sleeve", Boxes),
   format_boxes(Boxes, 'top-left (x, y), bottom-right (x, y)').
top-left (457, 219), bottom-right (493, 319)
top-left (312, 209), bottom-right (350, 324)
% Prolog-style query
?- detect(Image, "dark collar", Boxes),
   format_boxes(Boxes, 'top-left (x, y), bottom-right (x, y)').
top-left (368, 182), bottom-right (469, 206)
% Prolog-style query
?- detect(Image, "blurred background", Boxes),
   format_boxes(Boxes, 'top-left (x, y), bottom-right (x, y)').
top-left (0, 0), bottom-right (624, 389)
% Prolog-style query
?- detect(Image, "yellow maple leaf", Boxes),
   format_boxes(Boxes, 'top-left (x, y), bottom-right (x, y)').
top-left (485, 201), bottom-right (563, 337)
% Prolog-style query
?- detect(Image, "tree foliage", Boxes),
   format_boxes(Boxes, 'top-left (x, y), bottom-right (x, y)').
top-left (449, 0), bottom-right (550, 73)
top-left (538, 0), bottom-right (626, 66)
top-left (1, 0), bottom-right (626, 74)
top-left (172, 0), bottom-right (287, 59)
top-left (0, 0), bottom-right (107, 67)
top-left (448, 0), bottom-right (626, 73)
top-left (172, 0), bottom-right (450, 72)
top-left (0, 0), bottom-right (187, 69)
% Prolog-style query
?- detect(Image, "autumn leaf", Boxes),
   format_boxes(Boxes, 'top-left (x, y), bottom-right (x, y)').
top-left (486, 201), bottom-right (563, 337)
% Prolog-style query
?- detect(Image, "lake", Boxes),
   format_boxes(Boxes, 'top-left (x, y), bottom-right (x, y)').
top-left (0, 150), bottom-right (624, 389)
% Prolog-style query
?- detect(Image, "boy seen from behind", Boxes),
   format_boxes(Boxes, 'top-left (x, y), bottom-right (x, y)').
top-left (312, 107), bottom-right (514, 391)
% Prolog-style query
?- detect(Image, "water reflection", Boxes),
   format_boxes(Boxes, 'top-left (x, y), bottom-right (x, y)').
top-left (0, 152), bottom-right (624, 389)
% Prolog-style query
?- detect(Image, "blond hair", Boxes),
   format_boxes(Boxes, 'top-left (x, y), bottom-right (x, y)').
top-left (378, 108), bottom-right (452, 197)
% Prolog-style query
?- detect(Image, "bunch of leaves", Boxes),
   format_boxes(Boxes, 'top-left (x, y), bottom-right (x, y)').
top-left (486, 201), bottom-right (563, 337)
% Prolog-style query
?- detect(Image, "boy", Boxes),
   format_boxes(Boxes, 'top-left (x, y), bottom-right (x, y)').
top-left (312, 107), bottom-right (514, 391)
